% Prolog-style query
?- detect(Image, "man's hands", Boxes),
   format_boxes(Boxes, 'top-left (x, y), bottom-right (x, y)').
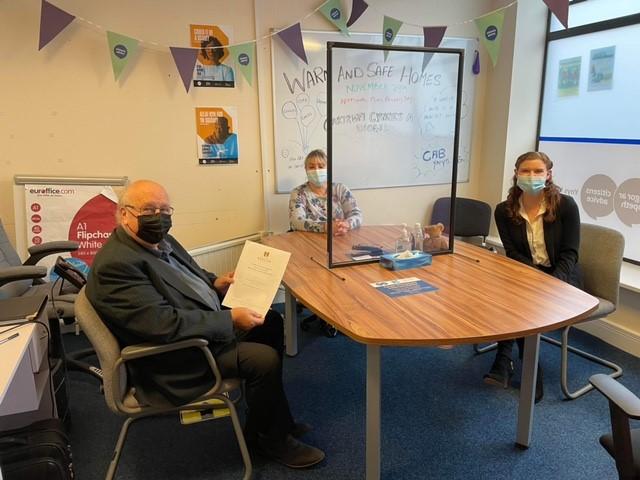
top-left (332, 219), bottom-right (350, 236)
top-left (217, 272), bottom-right (263, 331)
top-left (213, 271), bottom-right (234, 296)
top-left (231, 307), bottom-right (264, 331)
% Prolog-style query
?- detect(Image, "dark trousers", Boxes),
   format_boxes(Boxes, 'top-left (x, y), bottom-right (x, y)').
top-left (216, 310), bottom-right (294, 440)
top-left (496, 337), bottom-right (525, 360)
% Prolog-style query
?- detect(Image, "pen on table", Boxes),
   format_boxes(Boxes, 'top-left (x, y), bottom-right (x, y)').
top-left (453, 252), bottom-right (481, 263)
top-left (0, 332), bottom-right (19, 345)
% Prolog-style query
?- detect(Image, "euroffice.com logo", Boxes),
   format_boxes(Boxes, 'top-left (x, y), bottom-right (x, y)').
top-left (29, 187), bottom-right (76, 196)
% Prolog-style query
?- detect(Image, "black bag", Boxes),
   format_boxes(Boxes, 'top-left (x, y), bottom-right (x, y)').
top-left (0, 418), bottom-right (74, 480)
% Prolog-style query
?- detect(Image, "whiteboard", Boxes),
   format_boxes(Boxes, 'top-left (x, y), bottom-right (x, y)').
top-left (271, 30), bottom-right (477, 193)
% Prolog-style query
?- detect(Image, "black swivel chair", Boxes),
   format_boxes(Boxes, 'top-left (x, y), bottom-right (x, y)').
top-left (590, 373), bottom-right (640, 479)
top-left (430, 196), bottom-right (493, 248)
top-left (430, 198), bottom-right (497, 354)
top-left (0, 219), bottom-right (101, 383)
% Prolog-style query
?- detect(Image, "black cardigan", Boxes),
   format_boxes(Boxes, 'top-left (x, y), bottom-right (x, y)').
top-left (494, 194), bottom-right (583, 289)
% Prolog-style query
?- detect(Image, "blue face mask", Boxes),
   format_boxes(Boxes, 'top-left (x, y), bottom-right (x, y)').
top-left (307, 168), bottom-right (327, 187)
top-left (517, 176), bottom-right (546, 195)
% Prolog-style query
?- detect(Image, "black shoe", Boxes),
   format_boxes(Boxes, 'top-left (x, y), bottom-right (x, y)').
top-left (483, 353), bottom-right (514, 388)
top-left (257, 434), bottom-right (325, 469)
top-left (290, 422), bottom-right (313, 438)
top-left (535, 366), bottom-right (544, 404)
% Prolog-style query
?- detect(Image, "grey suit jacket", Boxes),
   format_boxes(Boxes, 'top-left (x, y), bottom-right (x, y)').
top-left (86, 226), bottom-right (235, 405)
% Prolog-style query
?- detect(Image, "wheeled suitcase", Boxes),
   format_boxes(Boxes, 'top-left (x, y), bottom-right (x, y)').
top-left (0, 418), bottom-right (74, 480)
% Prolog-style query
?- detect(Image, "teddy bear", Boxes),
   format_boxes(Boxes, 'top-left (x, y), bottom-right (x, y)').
top-left (423, 223), bottom-right (449, 251)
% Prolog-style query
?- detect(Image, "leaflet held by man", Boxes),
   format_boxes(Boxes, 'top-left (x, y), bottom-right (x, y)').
top-left (222, 241), bottom-right (291, 317)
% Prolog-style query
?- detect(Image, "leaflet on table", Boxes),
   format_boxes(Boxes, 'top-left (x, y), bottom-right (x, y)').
top-left (370, 277), bottom-right (437, 298)
top-left (222, 241), bottom-right (291, 317)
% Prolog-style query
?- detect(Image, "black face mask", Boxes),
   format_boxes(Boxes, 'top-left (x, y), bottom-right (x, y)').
top-left (136, 213), bottom-right (172, 244)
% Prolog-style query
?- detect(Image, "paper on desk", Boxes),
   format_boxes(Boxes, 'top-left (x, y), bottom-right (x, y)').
top-left (222, 241), bottom-right (291, 317)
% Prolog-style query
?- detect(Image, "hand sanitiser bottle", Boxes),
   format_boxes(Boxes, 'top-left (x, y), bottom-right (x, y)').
top-left (413, 223), bottom-right (424, 252)
top-left (396, 223), bottom-right (412, 253)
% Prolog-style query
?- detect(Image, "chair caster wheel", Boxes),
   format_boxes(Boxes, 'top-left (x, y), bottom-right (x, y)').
top-left (301, 315), bottom-right (316, 331)
top-left (324, 324), bottom-right (337, 338)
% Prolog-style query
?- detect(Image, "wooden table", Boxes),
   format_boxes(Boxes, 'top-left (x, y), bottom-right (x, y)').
top-left (263, 227), bottom-right (598, 480)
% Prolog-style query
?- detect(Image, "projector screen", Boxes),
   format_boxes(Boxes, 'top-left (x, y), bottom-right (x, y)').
top-left (538, 21), bottom-right (640, 264)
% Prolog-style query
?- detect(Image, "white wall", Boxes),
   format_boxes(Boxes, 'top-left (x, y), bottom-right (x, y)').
top-left (255, 0), bottom-right (493, 233)
top-left (1, 0), bottom-right (264, 250)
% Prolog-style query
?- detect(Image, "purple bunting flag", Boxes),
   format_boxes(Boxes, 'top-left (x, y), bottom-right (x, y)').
top-left (422, 26), bottom-right (447, 71)
top-left (277, 23), bottom-right (307, 64)
top-left (38, 0), bottom-right (75, 51)
top-left (347, 0), bottom-right (369, 28)
top-left (169, 47), bottom-right (198, 93)
top-left (543, 0), bottom-right (569, 29)
top-left (423, 26), bottom-right (447, 48)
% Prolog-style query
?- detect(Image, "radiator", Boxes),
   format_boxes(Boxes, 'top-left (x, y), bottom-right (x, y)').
top-left (189, 234), bottom-right (262, 274)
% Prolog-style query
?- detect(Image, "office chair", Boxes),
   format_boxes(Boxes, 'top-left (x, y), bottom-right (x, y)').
top-left (0, 218), bottom-right (78, 324)
top-left (0, 219), bottom-right (101, 382)
top-left (475, 223), bottom-right (625, 400)
top-left (299, 303), bottom-right (337, 337)
top-left (430, 197), bottom-right (493, 247)
top-left (74, 288), bottom-right (252, 480)
top-left (539, 223), bottom-right (624, 399)
top-left (430, 198), bottom-right (497, 353)
top-left (590, 373), bottom-right (640, 479)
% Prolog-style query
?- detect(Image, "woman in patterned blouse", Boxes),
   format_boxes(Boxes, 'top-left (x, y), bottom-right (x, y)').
top-left (288, 149), bottom-right (362, 235)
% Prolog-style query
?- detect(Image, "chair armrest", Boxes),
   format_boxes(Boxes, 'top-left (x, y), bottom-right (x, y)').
top-left (590, 374), bottom-right (640, 419)
top-left (24, 241), bottom-right (79, 265)
top-left (0, 266), bottom-right (47, 288)
top-left (121, 338), bottom-right (210, 361)
top-left (118, 337), bottom-right (224, 395)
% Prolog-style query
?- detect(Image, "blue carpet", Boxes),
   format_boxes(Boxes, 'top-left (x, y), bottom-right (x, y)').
top-left (63, 311), bottom-right (634, 479)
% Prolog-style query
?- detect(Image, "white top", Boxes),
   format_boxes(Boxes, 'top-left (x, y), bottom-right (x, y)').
top-left (518, 197), bottom-right (551, 267)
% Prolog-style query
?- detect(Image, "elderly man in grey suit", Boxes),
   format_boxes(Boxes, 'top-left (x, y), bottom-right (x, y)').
top-left (86, 179), bottom-right (324, 469)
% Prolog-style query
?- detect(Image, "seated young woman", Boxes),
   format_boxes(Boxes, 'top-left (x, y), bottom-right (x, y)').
top-left (484, 151), bottom-right (583, 403)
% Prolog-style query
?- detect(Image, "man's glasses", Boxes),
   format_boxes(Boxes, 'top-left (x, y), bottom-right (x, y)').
top-left (125, 205), bottom-right (175, 216)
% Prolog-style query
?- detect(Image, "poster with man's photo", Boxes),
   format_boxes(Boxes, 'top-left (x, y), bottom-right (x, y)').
top-left (190, 24), bottom-right (235, 88)
top-left (196, 107), bottom-right (239, 164)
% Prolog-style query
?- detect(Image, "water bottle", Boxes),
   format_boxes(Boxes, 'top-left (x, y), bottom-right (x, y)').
top-left (395, 223), bottom-right (412, 253)
top-left (413, 223), bottom-right (424, 252)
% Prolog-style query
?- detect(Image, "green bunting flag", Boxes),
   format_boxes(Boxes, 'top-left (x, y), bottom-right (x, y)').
top-left (474, 9), bottom-right (505, 67)
top-left (382, 16), bottom-right (402, 61)
top-left (107, 31), bottom-right (139, 81)
top-left (319, 0), bottom-right (350, 36)
top-left (229, 42), bottom-right (255, 87)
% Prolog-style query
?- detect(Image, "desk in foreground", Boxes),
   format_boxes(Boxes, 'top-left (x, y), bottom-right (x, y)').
top-left (263, 228), bottom-right (598, 480)
top-left (0, 300), bottom-right (53, 431)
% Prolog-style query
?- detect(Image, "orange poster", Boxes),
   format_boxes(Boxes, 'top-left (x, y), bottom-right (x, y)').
top-left (195, 107), bottom-right (239, 164)
top-left (190, 24), bottom-right (235, 88)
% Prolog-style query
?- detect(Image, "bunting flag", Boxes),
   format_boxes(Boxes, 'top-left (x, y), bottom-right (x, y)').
top-left (382, 16), bottom-right (402, 61)
top-left (346, 0), bottom-right (368, 28)
top-left (229, 42), bottom-right (255, 86)
top-left (319, 0), bottom-right (350, 36)
top-left (38, 0), bottom-right (75, 50)
top-left (277, 23), bottom-right (307, 64)
top-left (169, 47), bottom-right (198, 93)
top-left (107, 31), bottom-right (139, 81)
top-left (474, 9), bottom-right (505, 67)
top-left (422, 26), bottom-right (447, 71)
top-left (544, 0), bottom-right (569, 29)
